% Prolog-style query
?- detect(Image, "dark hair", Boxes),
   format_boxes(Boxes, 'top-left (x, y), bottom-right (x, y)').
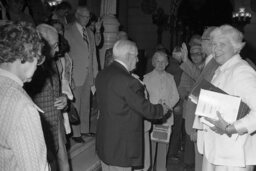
top-left (0, 20), bottom-right (44, 64)
top-left (56, 1), bottom-right (72, 11)
top-left (54, 34), bottom-right (70, 59)
top-left (48, 19), bottom-right (64, 32)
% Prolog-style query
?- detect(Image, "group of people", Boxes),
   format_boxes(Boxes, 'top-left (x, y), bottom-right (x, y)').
top-left (0, 1), bottom-right (103, 171)
top-left (1, 1), bottom-right (256, 171)
top-left (95, 26), bottom-right (256, 171)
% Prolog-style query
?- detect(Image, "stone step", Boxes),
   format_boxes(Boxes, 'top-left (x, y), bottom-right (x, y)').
top-left (69, 137), bottom-right (101, 171)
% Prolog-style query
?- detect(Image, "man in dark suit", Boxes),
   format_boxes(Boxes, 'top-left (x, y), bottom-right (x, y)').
top-left (95, 39), bottom-right (170, 171)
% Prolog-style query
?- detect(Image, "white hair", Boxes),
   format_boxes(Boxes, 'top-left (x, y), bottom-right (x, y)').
top-left (112, 39), bottom-right (137, 61)
top-left (152, 51), bottom-right (168, 67)
top-left (210, 25), bottom-right (245, 53)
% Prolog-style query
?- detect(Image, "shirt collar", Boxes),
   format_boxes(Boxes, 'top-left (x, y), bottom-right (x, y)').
top-left (76, 22), bottom-right (83, 34)
top-left (0, 68), bottom-right (23, 86)
top-left (114, 59), bottom-right (129, 72)
top-left (218, 54), bottom-right (241, 72)
top-left (152, 69), bottom-right (166, 77)
top-left (205, 54), bottom-right (214, 66)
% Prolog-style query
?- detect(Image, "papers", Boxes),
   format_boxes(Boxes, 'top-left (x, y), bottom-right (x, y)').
top-left (151, 123), bottom-right (171, 144)
top-left (195, 89), bottom-right (241, 123)
top-left (190, 79), bottom-right (250, 120)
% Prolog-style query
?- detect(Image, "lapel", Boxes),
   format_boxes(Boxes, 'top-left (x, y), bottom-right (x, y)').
top-left (70, 23), bottom-right (87, 48)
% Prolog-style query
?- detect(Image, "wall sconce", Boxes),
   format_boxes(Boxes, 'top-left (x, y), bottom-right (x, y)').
top-left (232, 7), bottom-right (252, 30)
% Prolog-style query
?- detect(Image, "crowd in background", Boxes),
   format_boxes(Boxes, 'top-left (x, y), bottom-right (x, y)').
top-left (1, 1), bottom-right (256, 171)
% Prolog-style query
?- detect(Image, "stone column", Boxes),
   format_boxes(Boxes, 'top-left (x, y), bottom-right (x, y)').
top-left (99, 0), bottom-right (120, 69)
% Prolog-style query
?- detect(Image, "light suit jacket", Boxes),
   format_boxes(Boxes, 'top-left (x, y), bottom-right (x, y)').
top-left (64, 22), bottom-right (98, 87)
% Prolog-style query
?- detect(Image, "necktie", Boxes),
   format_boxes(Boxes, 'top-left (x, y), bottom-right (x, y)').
top-left (82, 26), bottom-right (89, 45)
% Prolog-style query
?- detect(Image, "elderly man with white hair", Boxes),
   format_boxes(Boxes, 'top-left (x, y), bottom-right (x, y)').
top-left (64, 5), bottom-right (102, 142)
top-left (95, 39), bottom-right (171, 171)
top-left (201, 25), bottom-right (256, 171)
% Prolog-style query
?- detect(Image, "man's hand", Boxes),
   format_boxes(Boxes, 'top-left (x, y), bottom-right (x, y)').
top-left (204, 111), bottom-right (229, 135)
top-left (181, 42), bottom-right (188, 62)
top-left (54, 95), bottom-right (68, 110)
top-left (190, 130), bottom-right (197, 142)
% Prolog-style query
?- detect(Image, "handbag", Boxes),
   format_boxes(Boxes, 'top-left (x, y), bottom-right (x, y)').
top-left (67, 102), bottom-right (80, 125)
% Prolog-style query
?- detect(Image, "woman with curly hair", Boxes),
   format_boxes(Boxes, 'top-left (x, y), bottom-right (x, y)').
top-left (0, 20), bottom-right (49, 171)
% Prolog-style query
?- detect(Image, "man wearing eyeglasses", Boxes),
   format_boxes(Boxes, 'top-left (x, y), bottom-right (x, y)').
top-left (65, 5), bottom-right (102, 143)
top-left (177, 27), bottom-right (219, 171)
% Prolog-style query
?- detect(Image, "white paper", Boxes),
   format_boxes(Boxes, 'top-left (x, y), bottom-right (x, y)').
top-left (195, 89), bottom-right (241, 123)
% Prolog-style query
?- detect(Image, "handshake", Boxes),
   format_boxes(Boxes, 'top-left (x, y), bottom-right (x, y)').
top-left (159, 99), bottom-right (173, 120)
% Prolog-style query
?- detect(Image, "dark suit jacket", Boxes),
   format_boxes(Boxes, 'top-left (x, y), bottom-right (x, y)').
top-left (95, 61), bottom-right (164, 167)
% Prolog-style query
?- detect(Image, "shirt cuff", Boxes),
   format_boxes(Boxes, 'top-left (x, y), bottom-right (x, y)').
top-left (233, 119), bottom-right (249, 134)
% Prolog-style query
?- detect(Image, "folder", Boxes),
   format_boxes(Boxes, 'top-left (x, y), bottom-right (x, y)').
top-left (190, 79), bottom-right (250, 120)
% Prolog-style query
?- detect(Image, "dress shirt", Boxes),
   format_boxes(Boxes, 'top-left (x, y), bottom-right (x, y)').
top-left (203, 54), bottom-right (256, 166)
top-left (0, 68), bottom-right (49, 171)
top-left (76, 22), bottom-right (83, 36)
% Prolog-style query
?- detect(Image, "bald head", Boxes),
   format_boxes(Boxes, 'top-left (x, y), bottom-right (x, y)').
top-left (37, 24), bottom-right (58, 46)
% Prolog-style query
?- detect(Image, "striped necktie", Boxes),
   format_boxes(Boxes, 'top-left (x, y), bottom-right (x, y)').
top-left (82, 26), bottom-right (89, 45)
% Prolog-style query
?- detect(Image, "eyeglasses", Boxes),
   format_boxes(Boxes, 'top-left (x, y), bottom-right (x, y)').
top-left (37, 55), bottom-right (46, 66)
top-left (202, 37), bottom-right (210, 41)
top-left (77, 13), bottom-right (91, 19)
top-left (51, 42), bottom-right (59, 50)
top-left (191, 52), bottom-right (202, 56)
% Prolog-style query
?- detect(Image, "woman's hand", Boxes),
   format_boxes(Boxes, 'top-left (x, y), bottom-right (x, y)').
top-left (54, 95), bottom-right (68, 110)
top-left (204, 111), bottom-right (229, 135)
top-left (181, 43), bottom-right (188, 62)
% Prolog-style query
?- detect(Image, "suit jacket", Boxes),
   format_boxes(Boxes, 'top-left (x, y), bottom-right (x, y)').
top-left (25, 60), bottom-right (65, 153)
top-left (64, 22), bottom-right (98, 87)
top-left (180, 57), bottom-right (219, 135)
top-left (95, 61), bottom-right (164, 167)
